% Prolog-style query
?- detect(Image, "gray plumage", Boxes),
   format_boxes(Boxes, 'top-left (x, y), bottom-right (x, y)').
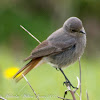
top-left (46, 17), bottom-right (86, 68)
top-left (13, 17), bottom-right (86, 81)
top-left (25, 17), bottom-right (86, 68)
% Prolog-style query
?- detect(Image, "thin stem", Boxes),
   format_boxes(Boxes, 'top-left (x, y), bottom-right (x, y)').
top-left (22, 74), bottom-right (39, 100)
top-left (0, 96), bottom-right (6, 100)
top-left (78, 57), bottom-right (82, 100)
top-left (19, 25), bottom-right (40, 100)
top-left (18, 83), bottom-right (27, 94)
top-left (58, 96), bottom-right (71, 100)
top-left (20, 25), bottom-right (41, 44)
top-left (73, 77), bottom-right (80, 93)
top-left (70, 90), bottom-right (76, 100)
top-left (86, 90), bottom-right (89, 100)
top-left (63, 77), bottom-right (80, 100)
top-left (64, 85), bottom-right (77, 100)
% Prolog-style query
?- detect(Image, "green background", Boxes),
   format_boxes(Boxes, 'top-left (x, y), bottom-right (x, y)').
top-left (0, 0), bottom-right (100, 100)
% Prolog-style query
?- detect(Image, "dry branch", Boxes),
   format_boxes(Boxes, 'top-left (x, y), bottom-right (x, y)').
top-left (79, 57), bottom-right (82, 100)
top-left (86, 90), bottom-right (89, 100)
top-left (0, 96), bottom-right (6, 100)
top-left (22, 74), bottom-right (39, 100)
top-left (58, 77), bottom-right (80, 100)
top-left (20, 26), bottom-right (41, 100)
top-left (20, 25), bottom-right (41, 44)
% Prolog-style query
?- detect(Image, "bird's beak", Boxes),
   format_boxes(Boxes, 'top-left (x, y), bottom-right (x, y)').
top-left (80, 28), bottom-right (86, 34)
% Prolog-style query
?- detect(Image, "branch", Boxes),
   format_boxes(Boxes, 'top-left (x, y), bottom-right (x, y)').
top-left (0, 96), bottom-right (6, 100)
top-left (73, 77), bottom-right (80, 93)
top-left (58, 96), bottom-right (71, 100)
top-left (19, 25), bottom-right (41, 100)
top-left (78, 57), bottom-right (82, 100)
top-left (67, 77), bottom-right (80, 100)
top-left (59, 77), bottom-right (80, 100)
top-left (22, 74), bottom-right (39, 100)
top-left (20, 25), bottom-right (41, 44)
top-left (86, 90), bottom-right (89, 100)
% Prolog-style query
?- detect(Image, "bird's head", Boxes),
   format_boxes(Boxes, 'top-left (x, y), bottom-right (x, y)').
top-left (63, 17), bottom-right (86, 36)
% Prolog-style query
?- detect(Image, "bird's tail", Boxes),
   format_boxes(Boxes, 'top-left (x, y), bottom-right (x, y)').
top-left (13, 57), bottom-right (42, 82)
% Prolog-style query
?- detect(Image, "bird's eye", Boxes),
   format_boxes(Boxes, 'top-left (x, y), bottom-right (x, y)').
top-left (71, 29), bottom-right (77, 32)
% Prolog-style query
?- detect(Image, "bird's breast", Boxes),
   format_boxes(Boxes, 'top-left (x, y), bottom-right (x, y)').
top-left (75, 35), bottom-right (86, 57)
top-left (44, 35), bottom-right (86, 68)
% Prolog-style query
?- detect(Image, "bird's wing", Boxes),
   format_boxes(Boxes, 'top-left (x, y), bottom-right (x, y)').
top-left (13, 38), bottom-right (76, 81)
top-left (24, 38), bottom-right (76, 61)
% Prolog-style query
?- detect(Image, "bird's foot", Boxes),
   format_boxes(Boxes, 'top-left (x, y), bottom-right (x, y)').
top-left (63, 81), bottom-right (76, 89)
top-left (56, 68), bottom-right (59, 71)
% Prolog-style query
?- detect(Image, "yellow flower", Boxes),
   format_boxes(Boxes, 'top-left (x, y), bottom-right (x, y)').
top-left (4, 67), bottom-right (20, 79)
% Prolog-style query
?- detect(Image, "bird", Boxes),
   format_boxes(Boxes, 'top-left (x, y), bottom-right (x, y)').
top-left (13, 17), bottom-right (86, 88)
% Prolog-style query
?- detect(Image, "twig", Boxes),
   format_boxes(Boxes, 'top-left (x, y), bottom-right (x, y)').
top-left (20, 25), bottom-right (41, 44)
top-left (22, 74), bottom-right (39, 100)
top-left (0, 96), bottom-right (6, 100)
top-left (86, 90), bottom-right (89, 100)
top-left (73, 77), bottom-right (80, 93)
top-left (58, 96), bottom-right (71, 100)
top-left (79, 57), bottom-right (82, 100)
top-left (63, 77), bottom-right (80, 100)
top-left (20, 25), bottom-right (41, 100)
top-left (70, 90), bottom-right (76, 100)
top-left (18, 83), bottom-right (28, 94)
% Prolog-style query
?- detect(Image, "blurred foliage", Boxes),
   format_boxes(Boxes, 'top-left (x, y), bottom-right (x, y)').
top-left (0, 0), bottom-right (100, 58)
top-left (0, 0), bottom-right (100, 100)
top-left (0, 49), bottom-right (100, 100)
top-left (0, 0), bottom-right (100, 57)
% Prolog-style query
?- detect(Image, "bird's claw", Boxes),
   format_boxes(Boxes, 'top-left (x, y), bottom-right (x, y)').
top-left (56, 68), bottom-right (59, 71)
top-left (63, 81), bottom-right (70, 86)
top-left (63, 81), bottom-right (76, 89)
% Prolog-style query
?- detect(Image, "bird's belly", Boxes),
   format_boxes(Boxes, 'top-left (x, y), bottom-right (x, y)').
top-left (44, 44), bottom-right (85, 68)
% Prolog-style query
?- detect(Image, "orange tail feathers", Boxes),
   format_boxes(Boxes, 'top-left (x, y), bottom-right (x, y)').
top-left (13, 57), bottom-right (42, 82)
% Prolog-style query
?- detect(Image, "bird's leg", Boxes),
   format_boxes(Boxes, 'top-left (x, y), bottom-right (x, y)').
top-left (59, 68), bottom-right (76, 88)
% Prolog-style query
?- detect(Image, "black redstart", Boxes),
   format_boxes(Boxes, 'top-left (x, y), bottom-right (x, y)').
top-left (13, 17), bottom-right (86, 88)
